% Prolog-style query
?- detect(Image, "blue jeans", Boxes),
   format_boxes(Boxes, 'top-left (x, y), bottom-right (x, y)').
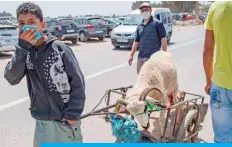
top-left (210, 83), bottom-right (232, 142)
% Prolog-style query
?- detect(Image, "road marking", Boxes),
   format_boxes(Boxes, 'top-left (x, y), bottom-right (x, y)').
top-left (0, 38), bottom-right (204, 112)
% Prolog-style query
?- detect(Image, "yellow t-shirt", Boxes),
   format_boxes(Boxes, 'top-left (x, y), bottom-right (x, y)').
top-left (205, 2), bottom-right (232, 90)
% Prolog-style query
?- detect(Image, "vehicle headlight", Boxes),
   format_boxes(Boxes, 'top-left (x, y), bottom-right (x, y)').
top-left (131, 32), bottom-right (136, 38)
top-left (132, 32), bottom-right (136, 37)
top-left (111, 30), bottom-right (116, 37)
top-left (0, 39), bottom-right (5, 45)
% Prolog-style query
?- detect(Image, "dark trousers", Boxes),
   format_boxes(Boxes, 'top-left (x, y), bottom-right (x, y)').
top-left (137, 58), bottom-right (149, 74)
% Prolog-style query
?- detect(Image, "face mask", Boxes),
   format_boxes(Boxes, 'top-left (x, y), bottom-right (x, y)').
top-left (141, 11), bottom-right (151, 19)
top-left (21, 25), bottom-right (42, 46)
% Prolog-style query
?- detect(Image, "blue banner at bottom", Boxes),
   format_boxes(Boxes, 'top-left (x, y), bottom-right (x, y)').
top-left (40, 143), bottom-right (229, 147)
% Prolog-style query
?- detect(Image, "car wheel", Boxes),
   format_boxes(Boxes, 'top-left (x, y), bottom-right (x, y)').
top-left (98, 36), bottom-right (105, 41)
top-left (71, 38), bottom-right (78, 44)
top-left (79, 32), bottom-right (87, 42)
top-left (167, 32), bottom-right (171, 44)
top-left (108, 30), bottom-right (112, 38)
top-left (114, 46), bottom-right (120, 49)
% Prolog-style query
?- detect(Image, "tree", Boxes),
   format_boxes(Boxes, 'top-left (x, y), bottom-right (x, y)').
top-left (0, 11), bottom-right (12, 17)
top-left (151, 2), bottom-right (161, 7)
top-left (131, 1), bottom-right (150, 10)
top-left (159, 1), bottom-right (198, 13)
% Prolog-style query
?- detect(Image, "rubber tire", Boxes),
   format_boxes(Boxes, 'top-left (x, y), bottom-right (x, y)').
top-left (108, 30), bottom-right (112, 38)
top-left (179, 109), bottom-right (200, 142)
top-left (167, 32), bottom-right (171, 44)
top-left (79, 32), bottom-right (87, 42)
top-left (114, 46), bottom-right (120, 49)
top-left (98, 36), bottom-right (105, 41)
top-left (71, 38), bottom-right (78, 44)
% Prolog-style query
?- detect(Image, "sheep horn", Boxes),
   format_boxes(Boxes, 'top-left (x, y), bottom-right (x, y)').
top-left (116, 99), bottom-right (128, 106)
top-left (139, 87), bottom-right (163, 101)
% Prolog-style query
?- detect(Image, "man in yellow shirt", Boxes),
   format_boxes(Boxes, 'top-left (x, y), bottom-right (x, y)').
top-left (203, 1), bottom-right (232, 142)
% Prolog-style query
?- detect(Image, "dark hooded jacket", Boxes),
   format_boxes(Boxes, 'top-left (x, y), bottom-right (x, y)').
top-left (4, 34), bottom-right (86, 121)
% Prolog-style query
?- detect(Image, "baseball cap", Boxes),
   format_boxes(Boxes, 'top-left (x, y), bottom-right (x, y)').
top-left (139, 2), bottom-right (151, 9)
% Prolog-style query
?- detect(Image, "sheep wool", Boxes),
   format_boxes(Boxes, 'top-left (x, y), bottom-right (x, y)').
top-left (129, 50), bottom-right (177, 101)
top-left (125, 50), bottom-right (178, 134)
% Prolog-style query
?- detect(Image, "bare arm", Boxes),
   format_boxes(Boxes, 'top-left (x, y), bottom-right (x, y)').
top-left (128, 26), bottom-right (140, 65)
top-left (157, 21), bottom-right (167, 51)
top-left (130, 41), bottom-right (139, 57)
top-left (203, 30), bottom-right (215, 85)
top-left (161, 37), bottom-right (167, 51)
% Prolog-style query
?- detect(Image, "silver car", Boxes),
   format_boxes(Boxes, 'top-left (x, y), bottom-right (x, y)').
top-left (111, 8), bottom-right (173, 49)
top-left (0, 25), bottom-right (18, 53)
top-left (110, 14), bottom-right (141, 49)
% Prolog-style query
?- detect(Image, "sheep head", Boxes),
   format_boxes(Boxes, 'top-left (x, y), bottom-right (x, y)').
top-left (117, 87), bottom-right (163, 129)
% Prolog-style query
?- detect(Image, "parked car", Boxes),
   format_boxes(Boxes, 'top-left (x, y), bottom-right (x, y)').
top-left (0, 25), bottom-right (18, 53)
top-left (172, 13), bottom-right (182, 21)
top-left (111, 8), bottom-right (173, 49)
top-left (44, 18), bottom-right (79, 44)
top-left (184, 14), bottom-right (195, 21)
top-left (198, 14), bottom-right (206, 23)
top-left (118, 17), bottom-right (126, 21)
top-left (102, 18), bottom-right (122, 37)
top-left (74, 17), bottom-right (107, 42)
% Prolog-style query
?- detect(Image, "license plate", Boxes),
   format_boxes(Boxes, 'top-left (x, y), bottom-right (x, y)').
top-left (117, 39), bottom-right (128, 42)
top-left (67, 30), bottom-right (74, 33)
top-left (96, 31), bottom-right (103, 33)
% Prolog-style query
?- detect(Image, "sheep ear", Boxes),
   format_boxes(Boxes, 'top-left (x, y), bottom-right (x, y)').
top-left (140, 87), bottom-right (163, 101)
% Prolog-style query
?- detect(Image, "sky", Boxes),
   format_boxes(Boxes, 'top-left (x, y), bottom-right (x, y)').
top-left (1, 1), bottom-right (208, 18)
top-left (0, 1), bottom-right (137, 17)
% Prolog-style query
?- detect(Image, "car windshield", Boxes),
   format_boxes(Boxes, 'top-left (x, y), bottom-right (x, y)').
top-left (113, 18), bottom-right (122, 24)
top-left (88, 18), bottom-right (105, 25)
top-left (45, 21), bottom-right (57, 27)
top-left (58, 19), bottom-right (76, 25)
top-left (123, 14), bottom-right (142, 26)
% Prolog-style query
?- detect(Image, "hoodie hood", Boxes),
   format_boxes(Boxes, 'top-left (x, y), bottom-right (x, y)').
top-left (45, 33), bottom-right (57, 44)
top-left (36, 33), bottom-right (57, 52)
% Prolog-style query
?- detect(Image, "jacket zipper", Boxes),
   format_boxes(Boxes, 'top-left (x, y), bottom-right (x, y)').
top-left (35, 50), bottom-right (52, 120)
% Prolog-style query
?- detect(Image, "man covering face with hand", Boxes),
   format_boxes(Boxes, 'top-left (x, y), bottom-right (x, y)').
top-left (4, 2), bottom-right (86, 146)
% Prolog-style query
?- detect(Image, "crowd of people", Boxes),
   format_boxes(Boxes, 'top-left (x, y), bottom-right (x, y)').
top-left (3, 1), bottom-right (232, 146)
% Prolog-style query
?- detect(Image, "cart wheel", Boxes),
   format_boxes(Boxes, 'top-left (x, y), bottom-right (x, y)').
top-left (182, 109), bottom-right (200, 142)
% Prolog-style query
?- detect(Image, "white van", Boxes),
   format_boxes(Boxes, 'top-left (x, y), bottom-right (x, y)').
top-left (111, 8), bottom-right (173, 49)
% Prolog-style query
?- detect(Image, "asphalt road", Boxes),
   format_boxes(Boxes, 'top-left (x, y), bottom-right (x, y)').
top-left (0, 25), bottom-right (214, 146)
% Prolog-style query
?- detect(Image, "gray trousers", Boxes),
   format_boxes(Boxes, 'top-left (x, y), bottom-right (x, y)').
top-left (34, 120), bottom-right (83, 147)
top-left (137, 58), bottom-right (149, 74)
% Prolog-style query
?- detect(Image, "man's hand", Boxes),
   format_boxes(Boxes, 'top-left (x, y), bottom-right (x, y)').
top-left (67, 120), bottom-right (77, 126)
top-left (205, 81), bottom-right (211, 95)
top-left (19, 28), bottom-right (36, 45)
top-left (128, 55), bottom-right (133, 66)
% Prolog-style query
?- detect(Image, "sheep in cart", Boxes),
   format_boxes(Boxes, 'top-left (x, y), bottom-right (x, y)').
top-left (77, 51), bottom-right (209, 143)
